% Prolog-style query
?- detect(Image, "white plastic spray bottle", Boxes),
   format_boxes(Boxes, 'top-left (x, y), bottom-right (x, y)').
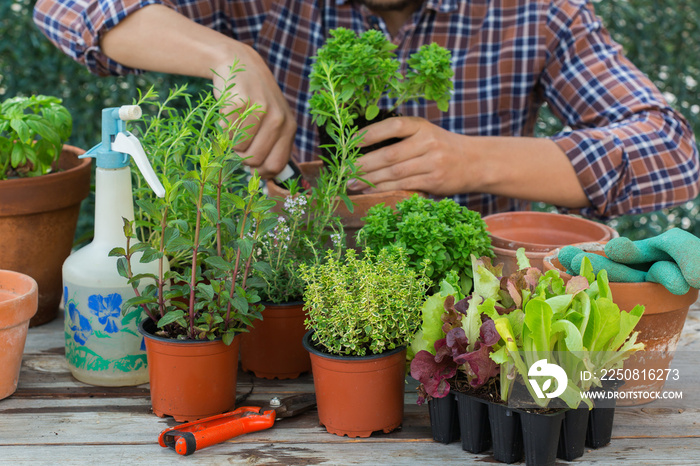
top-left (62, 105), bottom-right (166, 387)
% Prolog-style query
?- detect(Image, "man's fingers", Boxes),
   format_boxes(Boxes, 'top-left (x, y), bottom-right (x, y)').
top-left (359, 116), bottom-right (421, 147)
top-left (239, 112), bottom-right (296, 178)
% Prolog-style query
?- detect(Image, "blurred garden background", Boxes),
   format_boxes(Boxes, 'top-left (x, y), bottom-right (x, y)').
top-left (2, 0), bottom-right (699, 243)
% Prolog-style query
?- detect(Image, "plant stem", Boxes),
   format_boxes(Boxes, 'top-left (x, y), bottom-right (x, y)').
top-left (188, 179), bottom-right (205, 339)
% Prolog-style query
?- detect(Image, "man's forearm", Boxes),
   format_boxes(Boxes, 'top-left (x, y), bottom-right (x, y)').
top-left (100, 4), bottom-right (247, 79)
top-left (469, 136), bottom-right (590, 209)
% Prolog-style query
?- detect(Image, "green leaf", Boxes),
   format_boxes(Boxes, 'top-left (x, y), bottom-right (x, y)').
top-left (339, 193), bottom-right (354, 214)
top-left (365, 104), bottom-right (379, 121)
top-left (158, 310), bottom-right (186, 328)
top-left (204, 255), bottom-right (233, 272)
top-left (116, 257), bottom-right (129, 279)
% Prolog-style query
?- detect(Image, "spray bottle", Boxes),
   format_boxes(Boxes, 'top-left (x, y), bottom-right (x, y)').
top-left (62, 105), bottom-right (166, 387)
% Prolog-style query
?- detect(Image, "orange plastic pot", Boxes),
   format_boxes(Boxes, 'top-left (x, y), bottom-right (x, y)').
top-left (267, 161), bottom-right (421, 247)
top-left (139, 318), bottom-right (241, 422)
top-left (240, 301), bottom-right (311, 379)
top-left (543, 243), bottom-right (698, 405)
top-left (303, 331), bottom-right (406, 437)
top-left (483, 212), bottom-right (617, 276)
top-left (0, 270), bottom-right (38, 400)
top-left (0, 145), bottom-right (91, 327)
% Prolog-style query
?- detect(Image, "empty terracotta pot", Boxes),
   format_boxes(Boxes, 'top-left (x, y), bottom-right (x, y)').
top-left (543, 243), bottom-right (697, 405)
top-left (303, 331), bottom-right (406, 437)
top-left (0, 145), bottom-right (91, 326)
top-left (0, 269), bottom-right (39, 400)
top-left (267, 161), bottom-right (421, 247)
top-left (483, 211), bottom-right (617, 276)
top-left (240, 301), bottom-right (311, 379)
top-left (139, 318), bottom-right (241, 422)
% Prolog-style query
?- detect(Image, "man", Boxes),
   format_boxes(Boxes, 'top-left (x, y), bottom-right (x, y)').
top-left (33, 0), bottom-right (700, 219)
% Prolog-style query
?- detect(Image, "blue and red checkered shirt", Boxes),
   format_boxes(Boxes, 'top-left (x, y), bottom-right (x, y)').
top-left (34, 0), bottom-right (700, 219)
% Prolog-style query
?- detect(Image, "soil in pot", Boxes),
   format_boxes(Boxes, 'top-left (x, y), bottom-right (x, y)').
top-left (303, 331), bottom-right (406, 438)
top-left (240, 301), bottom-right (311, 379)
top-left (0, 145), bottom-right (91, 327)
top-left (483, 211), bottom-right (617, 276)
top-left (0, 270), bottom-right (38, 400)
top-left (139, 318), bottom-right (241, 422)
top-left (427, 393), bottom-right (460, 444)
top-left (543, 243), bottom-right (698, 405)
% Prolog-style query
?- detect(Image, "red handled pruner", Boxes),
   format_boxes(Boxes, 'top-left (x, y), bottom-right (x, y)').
top-left (158, 393), bottom-right (316, 456)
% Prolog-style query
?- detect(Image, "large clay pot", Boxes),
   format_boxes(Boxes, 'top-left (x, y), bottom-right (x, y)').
top-left (543, 243), bottom-right (698, 405)
top-left (267, 161), bottom-right (421, 247)
top-left (483, 211), bottom-right (617, 276)
top-left (240, 301), bottom-right (311, 379)
top-left (139, 318), bottom-right (241, 422)
top-left (303, 331), bottom-right (406, 437)
top-left (0, 145), bottom-right (91, 326)
top-left (0, 270), bottom-right (38, 400)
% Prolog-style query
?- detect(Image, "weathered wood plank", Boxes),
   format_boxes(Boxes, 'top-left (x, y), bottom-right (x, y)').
top-left (1, 306), bottom-right (697, 464)
top-left (2, 438), bottom-right (700, 465)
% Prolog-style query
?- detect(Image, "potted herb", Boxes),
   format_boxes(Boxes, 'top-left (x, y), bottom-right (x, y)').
top-left (268, 28), bottom-right (454, 244)
top-left (0, 95), bottom-right (91, 326)
top-left (357, 194), bottom-right (493, 293)
top-left (300, 247), bottom-right (430, 437)
top-left (240, 180), bottom-right (345, 379)
top-left (110, 75), bottom-right (277, 422)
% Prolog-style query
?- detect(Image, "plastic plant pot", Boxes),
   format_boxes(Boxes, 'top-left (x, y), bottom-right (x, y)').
top-left (454, 391), bottom-right (491, 453)
top-left (557, 406), bottom-right (589, 461)
top-left (427, 393), bottom-right (460, 444)
top-left (488, 402), bottom-right (523, 464)
top-left (519, 408), bottom-right (566, 466)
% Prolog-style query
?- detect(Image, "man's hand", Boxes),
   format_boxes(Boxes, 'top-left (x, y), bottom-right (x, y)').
top-left (350, 116), bottom-right (471, 196)
top-left (101, 4), bottom-right (295, 179)
top-left (350, 116), bottom-right (591, 210)
top-left (212, 46), bottom-right (296, 179)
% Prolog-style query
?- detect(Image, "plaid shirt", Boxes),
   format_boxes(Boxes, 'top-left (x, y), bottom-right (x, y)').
top-left (34, 0), bottom-right (699, 219)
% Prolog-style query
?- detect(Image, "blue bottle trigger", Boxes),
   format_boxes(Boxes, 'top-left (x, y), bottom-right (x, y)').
top-left (82, 105), bottom-right (165, 198)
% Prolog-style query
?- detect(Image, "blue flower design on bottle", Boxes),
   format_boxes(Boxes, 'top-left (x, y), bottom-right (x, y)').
top-left (67, 302), bottom-right (93, 345)
top-left (88, 293), bottom-right (123, 334)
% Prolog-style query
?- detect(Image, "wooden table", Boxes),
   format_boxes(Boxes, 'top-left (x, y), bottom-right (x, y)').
top-left (2, 303), bottom-right (699, 465)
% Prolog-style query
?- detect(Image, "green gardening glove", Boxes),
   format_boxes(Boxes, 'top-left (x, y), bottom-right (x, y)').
top-left (558, 245), bottom-right (690, 295)
top-left (604, 228), bottom-right (700, 289)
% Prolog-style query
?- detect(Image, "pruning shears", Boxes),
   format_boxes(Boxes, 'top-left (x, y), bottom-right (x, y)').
top-left (158, 393), bottom-right (316, 456)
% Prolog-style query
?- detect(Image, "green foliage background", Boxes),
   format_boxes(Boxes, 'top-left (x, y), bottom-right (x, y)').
top-left (2, 0), bottom-right (698, 241)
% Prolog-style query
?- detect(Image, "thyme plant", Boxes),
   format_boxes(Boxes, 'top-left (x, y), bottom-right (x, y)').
top-left (300, 247), bottom-right (430, 356)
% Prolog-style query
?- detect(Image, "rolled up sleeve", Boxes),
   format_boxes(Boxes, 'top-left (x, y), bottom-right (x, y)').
top-left (33, 0), bottom-right (174, 76)
top-left (543, 0), bottom-right (699, 219)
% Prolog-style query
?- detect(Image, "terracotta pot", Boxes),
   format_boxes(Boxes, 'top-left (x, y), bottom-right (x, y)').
top-left (543, 243), bottom-right (698, 405)
top-left (240, 301), bottom-right (311, 379)
top-left (0, 270), bottom-right (38, 400)
top-left (483, 211), bottom-right (617, 276)
top-left (303, 331), bottom-right (406, 437)
top-left (139, 318), bottom-right (241, 422)
top-left (267, 161), bottom-right (422, 247)
top-left (0, 145), bottom-right (91, 326)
